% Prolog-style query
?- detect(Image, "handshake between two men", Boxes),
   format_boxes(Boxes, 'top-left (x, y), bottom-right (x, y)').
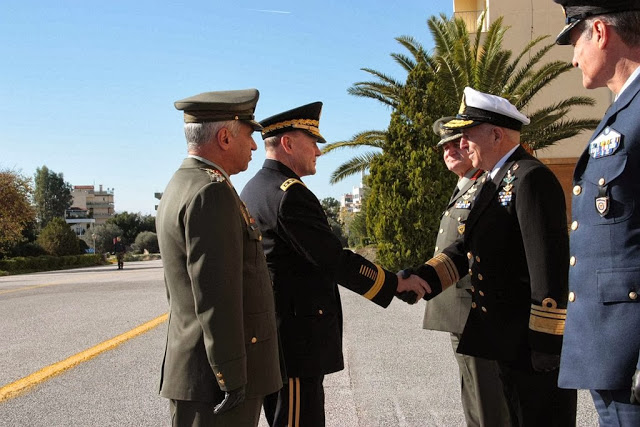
top-left (394, 268), bottom-right (436, 304)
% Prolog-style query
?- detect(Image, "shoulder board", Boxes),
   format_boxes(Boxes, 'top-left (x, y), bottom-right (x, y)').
top-left (199, 168), bottom-right (226, 183)
top-left (280, 178), bottom-right (305, 191)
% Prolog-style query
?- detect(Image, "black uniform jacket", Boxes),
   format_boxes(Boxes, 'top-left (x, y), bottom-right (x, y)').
top-left (156, 157), bottom-right (281, 402)
top-left (241, 159), bottom-right (399, 377)
top-left (414, 147), bottom-right (569, 368)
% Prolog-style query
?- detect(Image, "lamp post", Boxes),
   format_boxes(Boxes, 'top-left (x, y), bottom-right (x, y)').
top-left (92, 233), bottom-right (96, 254)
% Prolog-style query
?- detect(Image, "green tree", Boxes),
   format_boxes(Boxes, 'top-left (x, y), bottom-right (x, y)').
top-left (92, 223), bottom-right (123, 254)
top-left (320, 197), bottom-right (341, 223)
top-left (37, 217), bottom-right (81, 256)
top-left (320, 198), bottom-right (347, 247)
top-left (0, 169), bottom-right (36, 257)
top-left (107, 211), bottom-right (155, 245)
top-left (33, 165), bottom-right (73, 229)
top-left (323, 13), bottom-right (599, 184)
top-left (133, 231), bottom-right (159, 254)
top-left (365, 13), bottom-right (600, 271)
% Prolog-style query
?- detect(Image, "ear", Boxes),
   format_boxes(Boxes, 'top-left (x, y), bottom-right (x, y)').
top-left (216, 127), bottom-right (231, 151)
top-left (592, 19), bottom-right (609, 48)
top-left (280, 134), bottom-right (295, 154)
top-left (492, 126), bottom-right (504, 144)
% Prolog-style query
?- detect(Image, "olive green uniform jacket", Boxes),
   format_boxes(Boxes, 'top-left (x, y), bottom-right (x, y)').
top-left (423, 168), bottom-right (483, 333)
top-left (156, 157), bottom-right (282, 402)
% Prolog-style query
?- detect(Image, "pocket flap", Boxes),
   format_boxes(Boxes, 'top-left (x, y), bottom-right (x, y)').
top-left (597, 267), bottom-right (640, 303)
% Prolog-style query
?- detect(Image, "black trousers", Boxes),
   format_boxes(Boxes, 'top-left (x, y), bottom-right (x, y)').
top-left (498, 363), bottom-right (577, 427)
top-left (263, 376), bottom-right (325, 427)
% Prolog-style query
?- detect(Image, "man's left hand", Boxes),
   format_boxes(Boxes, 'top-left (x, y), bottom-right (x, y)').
top-left (213, 385), bottom-right (246, 415)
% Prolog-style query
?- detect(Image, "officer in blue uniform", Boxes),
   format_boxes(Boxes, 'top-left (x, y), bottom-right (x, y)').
top-left (241, 102), bottom-right (430, 427)
top-left (554, 1), bottom-right (640, 424)
top-left (406, 87), bottom-right (577, 426)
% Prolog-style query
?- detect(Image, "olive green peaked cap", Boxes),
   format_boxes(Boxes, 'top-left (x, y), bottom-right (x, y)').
top-left (259, 102), bottom-right (326, 143)
top-left (433, 116), bottom-right (463, 147)
top-left (174, 88), bottom-right (262, 130)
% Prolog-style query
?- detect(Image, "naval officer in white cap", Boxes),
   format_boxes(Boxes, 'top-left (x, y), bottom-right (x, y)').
top-left (406, 87), bottom-right (577, 426)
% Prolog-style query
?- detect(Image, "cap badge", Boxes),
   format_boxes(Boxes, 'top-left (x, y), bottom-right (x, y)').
top-left (458, 93), bottom-right (467, 115)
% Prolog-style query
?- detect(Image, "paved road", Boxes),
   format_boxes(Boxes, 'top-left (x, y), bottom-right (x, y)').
top-left (0, 260), bottom-right (598, 426)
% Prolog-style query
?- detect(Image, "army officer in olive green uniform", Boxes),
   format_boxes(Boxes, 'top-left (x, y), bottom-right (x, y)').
top-left (156, 89), bottom-right (282, 427)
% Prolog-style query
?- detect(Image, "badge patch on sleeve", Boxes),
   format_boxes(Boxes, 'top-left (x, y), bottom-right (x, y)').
top-left (590, 127), bottom-right (621, 159)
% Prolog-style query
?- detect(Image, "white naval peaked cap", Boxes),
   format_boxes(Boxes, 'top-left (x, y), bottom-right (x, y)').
top-left (443, 87), bottom-right (530, 131)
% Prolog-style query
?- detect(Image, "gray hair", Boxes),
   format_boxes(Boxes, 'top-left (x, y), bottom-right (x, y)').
top-left (264, 134), bottom-right (282, 150)
top-left (581, 11), bottom-right (640, 47)
top-left (184, 120), bottom-right (241, 151)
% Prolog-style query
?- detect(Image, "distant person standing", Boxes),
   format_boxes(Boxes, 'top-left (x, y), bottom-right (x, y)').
top-left (422, 117), bottom-right (510, 427)
top-left (553, 1), bottom-right (640, 424)
top-left (112, 236), bottom-right (126, 270)
top-left (156, 89), bottom-right (281, 427)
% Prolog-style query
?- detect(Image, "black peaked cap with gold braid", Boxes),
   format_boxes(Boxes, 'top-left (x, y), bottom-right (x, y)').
top-left (260, 102), bottom-right (326, 143)
top-left (174, 88), bottom-right (262, 130)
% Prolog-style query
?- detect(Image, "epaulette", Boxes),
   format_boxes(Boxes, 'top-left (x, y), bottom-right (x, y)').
top-left (280, 178), bottom-right (305, 191)
top-left (200, 168), bottom-right (226, 183)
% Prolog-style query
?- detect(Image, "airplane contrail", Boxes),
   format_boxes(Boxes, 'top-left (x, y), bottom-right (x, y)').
top-left (248, 9), bottom-right (291, 14)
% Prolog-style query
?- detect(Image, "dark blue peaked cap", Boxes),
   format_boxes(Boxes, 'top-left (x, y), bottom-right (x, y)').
top-left (554, 0), bottom-right (640, 45)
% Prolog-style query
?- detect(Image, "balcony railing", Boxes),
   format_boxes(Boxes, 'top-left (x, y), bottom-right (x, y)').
top-left (454, 10), bottom-right (488, 33)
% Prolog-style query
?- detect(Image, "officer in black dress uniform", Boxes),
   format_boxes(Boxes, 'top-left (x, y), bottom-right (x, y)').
top-left (423, 118), bottom-right (510, 427)
top-left (240, 102), bottom-right (430, 427)
top-left (406, 87), bottom-right (577, 426)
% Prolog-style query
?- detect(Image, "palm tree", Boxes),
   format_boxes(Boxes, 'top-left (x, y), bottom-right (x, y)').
top-left (322, 12), bottom-right (599, 183)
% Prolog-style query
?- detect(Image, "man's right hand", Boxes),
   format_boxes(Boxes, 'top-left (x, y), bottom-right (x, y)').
top-left (396, 271), bottom-right (431, 303)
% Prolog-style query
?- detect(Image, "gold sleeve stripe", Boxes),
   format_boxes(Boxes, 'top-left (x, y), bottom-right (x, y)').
top-left (425, 253), bottom-right (459, 289)
top-left (359, 265), bottom-right (376, 280)
top-left (529, 302), bottom-right (566, 335)
top-left (280, 178), bottom-right (305, 191)
top-left (363, 264), bottom-right (385, 300)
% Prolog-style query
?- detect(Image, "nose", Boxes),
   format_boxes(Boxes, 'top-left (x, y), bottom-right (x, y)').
top-left (314, 143), bottom-right (322, 157)
top-left (459, 138), bottom-right (469, 150)
top-left (251, 138), bottom-right (258, 151)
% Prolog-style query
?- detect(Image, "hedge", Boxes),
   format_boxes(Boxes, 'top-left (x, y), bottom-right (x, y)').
top-left (0, 254), bottom-right (105, 274)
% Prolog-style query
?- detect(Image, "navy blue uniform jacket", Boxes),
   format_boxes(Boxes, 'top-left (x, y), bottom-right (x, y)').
top-left (559, 75), bottom-right (640, 390)
top-left (241, 159), bottom-right (399, 377)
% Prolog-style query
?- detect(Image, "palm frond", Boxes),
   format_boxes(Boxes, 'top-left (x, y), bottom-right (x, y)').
top-left (322, 130), bottom-right (387, 155)
top-left (329, 152), bottom-right (382, 184)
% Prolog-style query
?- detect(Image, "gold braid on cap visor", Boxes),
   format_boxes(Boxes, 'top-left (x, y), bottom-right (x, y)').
top-left (262, 119), bottom-right (322, 138)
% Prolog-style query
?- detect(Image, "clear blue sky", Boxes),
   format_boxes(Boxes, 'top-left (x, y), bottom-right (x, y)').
top-left (1, 1), bottom-right (449, 215)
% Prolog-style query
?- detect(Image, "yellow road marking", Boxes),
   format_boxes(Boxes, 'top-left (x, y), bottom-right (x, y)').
top-left (0, 282), bottom-right (63, 295)
top-left (0, 313), bottom-right (168, 402)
